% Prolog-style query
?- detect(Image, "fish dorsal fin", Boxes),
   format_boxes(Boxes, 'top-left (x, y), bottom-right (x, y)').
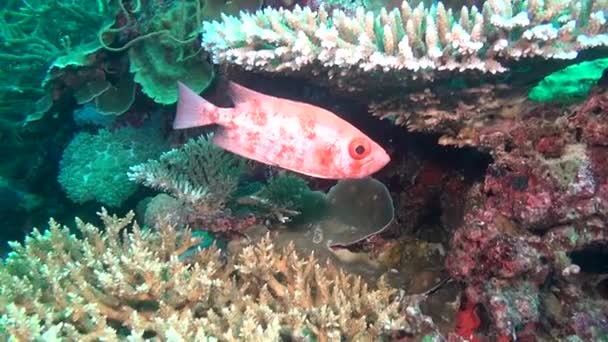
top-left (227, 81), bottom-right (275, 104)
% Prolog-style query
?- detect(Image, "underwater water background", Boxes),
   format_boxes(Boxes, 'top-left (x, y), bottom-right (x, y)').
top-left (1, 0), bottom-right (608, 340)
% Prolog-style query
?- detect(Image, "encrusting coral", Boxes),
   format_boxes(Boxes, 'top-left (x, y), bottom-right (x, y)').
top-left (202, 0), bottom-right (608, 90)
top-left (0, 209), bottom-right (427, 340)
top-left (368, 82), bottom-right (529, 140)
top-left (442, 86), bottom-right (608, 339)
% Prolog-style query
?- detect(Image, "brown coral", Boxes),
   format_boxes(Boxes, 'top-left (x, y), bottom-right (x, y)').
top-left (0, 209), bottom-right (423, 340)
top-left (369, 83), bottom-right (530, 147)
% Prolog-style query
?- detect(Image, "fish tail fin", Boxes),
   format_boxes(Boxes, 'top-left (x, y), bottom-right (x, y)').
top-left (174, 82), bottom-right (221, 129)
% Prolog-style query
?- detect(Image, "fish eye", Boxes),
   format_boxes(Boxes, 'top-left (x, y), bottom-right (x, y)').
top-left (348, 137), bottom-right (371, 160)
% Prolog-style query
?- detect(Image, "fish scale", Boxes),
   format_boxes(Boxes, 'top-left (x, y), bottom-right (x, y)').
top-left (232, 112), bottom-right (304, 167)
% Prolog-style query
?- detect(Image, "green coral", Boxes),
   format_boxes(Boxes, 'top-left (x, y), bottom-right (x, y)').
top-left (260, 174), bottom-right (327, 220)
top-left (529, 58), bottom-right (608, 103)
top-left (129, 135), bottom-right (326, 224)
top-left (58, 127), bottom-right (166, 207)
top-left (0, 0), bottom-right (118, 121)
top-left (261, 174), bottom-right (311, 209)
top-left (0, 0), bottom-right (264, 122)
top-left (102, 0), bottom-right (262, 105)
top-left (129, 38), bottom-right (214, 105)
top-left (124, 1), bottom-right (215, 104)
top-left (90, 76), bottom-right (137, 116)
top-left (128, 134), bottom-right (245, 209)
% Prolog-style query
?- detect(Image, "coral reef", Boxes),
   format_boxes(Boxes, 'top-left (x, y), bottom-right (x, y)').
top-left (1, 0), bottom-right (267, 125)
top-left (226, 43), bottom-right (607, 339)
top-left (2, 0), bottom-right (607, 340)
top-left (96, 0), bottom-right (263, 105)
top-left (128, 134), bottom-right (250, 233)
top-left (267, 177), bottom-right (395, 283)
top-left (0, 0), bottom-right (118, 121)
top-left (116, 0), bottom-right (217, 105)
top-left (369, 84), bottom-right (528, 141)
top-left (369, 66), bottom-right (606, 147)
top-left (324, 177), bottom-right (395, 246)
top-left (445, 87), bottom-right (608, 339)
top-left (0, 209), bottom-right (427, 340)
top-left (128, 135), bottom-right (322, 234)
top-left (128, 134), bottom-right (244, 210)
top-left (202, 0), bottom-right (608, 91)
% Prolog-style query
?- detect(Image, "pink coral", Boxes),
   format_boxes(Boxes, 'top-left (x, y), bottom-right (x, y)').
top-left (445, 89), bottom-right (608, 338)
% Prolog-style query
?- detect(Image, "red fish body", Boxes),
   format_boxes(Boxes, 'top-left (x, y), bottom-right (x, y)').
top-left (174, 81), bottom-right (390, 179)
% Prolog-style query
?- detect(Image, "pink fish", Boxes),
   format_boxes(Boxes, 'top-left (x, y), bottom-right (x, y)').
top-left (173, 81), bottom-right (390, 179)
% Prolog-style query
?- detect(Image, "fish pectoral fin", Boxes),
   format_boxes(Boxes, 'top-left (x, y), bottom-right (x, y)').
top-left (227, 81), bottom-right (276, 105)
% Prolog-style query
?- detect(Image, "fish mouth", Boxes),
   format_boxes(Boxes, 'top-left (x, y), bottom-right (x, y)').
top-left (355, 158), bottom-right (380, 177)
top-left (365, 151), bottom-right (390, 176)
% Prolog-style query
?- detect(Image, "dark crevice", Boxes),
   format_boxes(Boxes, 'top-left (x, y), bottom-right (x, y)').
top-left (569, 244), bottom-right (608, 274)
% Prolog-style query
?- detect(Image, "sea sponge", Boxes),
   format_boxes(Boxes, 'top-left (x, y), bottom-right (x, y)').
top-left (529, 58), bottom-right (608, 103)
top-left (58, 127), bottom-right (165, 207)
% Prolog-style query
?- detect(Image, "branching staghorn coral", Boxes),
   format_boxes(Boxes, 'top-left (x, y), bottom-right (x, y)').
top-left (202, 0), bottom-right (608, 91)
top-left (0, 209), bottom-right (427, 340)
top-left (128, 134), bottom-right (245, 214)
top-left (128, 135), bottom-right (319, 231)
